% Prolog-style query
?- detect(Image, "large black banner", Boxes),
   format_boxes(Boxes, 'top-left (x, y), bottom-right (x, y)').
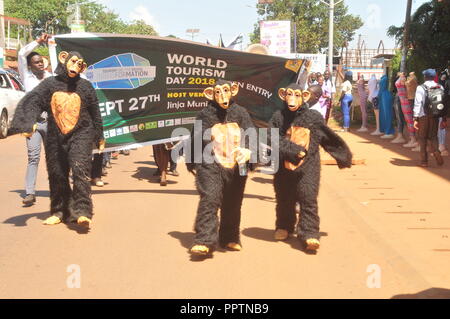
top-left (50, 34), bottom-right (304, 151)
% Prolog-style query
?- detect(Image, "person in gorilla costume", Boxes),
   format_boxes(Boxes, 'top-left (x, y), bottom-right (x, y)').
top-left (11, 51), bottom-right (104, 228)
top-left (186, 79), bottom-right (254, 256)
top-left (269, 83), bottom-right (352, 251)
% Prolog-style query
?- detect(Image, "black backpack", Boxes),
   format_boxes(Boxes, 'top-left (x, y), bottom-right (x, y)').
top-left (422, 84), bottom-right (448, 117)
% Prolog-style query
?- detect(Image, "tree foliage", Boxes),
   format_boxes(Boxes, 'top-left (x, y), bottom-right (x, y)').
top-left (387, 0), bottom-right (450, 73)
top-left (250, 0), bottom-right (363, 54)
top-left (4, 0), bottom-right (158, 36)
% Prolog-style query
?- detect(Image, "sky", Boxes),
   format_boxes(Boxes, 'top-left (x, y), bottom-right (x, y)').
top-left (94, 0), bottom-right (430, 51)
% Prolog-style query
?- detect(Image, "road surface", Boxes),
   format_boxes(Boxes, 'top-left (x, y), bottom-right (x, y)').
top-left (0, 128), bottom-right (449, 299)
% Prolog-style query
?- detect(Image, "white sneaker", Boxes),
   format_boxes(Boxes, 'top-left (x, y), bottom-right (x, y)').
top-left (411, 146), bottom-right (421, 152)
top-left (403, 140), bottom-right (417, 148)
top-left (357, 127), bottom-right (369, 132)
top-left (371, 129), bottom-right (383, 136)
top-left (380, 134), bottom-right (395, 139)
top-left (391, 135), bottom-right (406, 144)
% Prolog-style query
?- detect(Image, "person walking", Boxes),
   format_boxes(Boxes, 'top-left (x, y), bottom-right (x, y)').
top-left (313, 75), bottom-right (330, 120)
top-left (405, 72), bottom-right (420, 150)
top-left (91, 153), bottom-right (105, 187)
top-left (323, 70), bottom-right (336, 124)
top-left (413, 69), bottom-right (444, 167)
top-left (338, 71), bottom-right (353, 132)
top-left (18, 34), bottom-right (52, 206)
top-left (438, 66), bottom-right (449, 156)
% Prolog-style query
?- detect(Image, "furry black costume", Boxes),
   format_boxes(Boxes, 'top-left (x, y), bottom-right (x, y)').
top-left (187, 80), bottom-right (255, 256)
top-left (11, 51), bottom-right (103, 227)
top-left (269, 83), bottom-right (352, 250)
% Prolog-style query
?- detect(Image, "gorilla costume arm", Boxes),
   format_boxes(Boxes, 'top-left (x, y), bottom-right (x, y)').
top-left (10, 78), bottom-right (51, 134)
top-left (316, 121), bottom-right (353, 168)
top-left (268, 110), bottom-right (306, 166)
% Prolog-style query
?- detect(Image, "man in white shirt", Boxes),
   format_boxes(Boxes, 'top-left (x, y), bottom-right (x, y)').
top-left (413, 69), bottom-right (444, 167)
top-left (307, 85), bottom-right (323, 115)
top-left (323, 70), bottom-right (336, 123)
top-left (18, 34), bottom-right (52, 206)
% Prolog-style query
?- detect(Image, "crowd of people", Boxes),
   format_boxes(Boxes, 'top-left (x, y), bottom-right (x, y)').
top-left (14, 33), bottom-right (448, 213)
top-left (304, 66), bottom-right (449, 168)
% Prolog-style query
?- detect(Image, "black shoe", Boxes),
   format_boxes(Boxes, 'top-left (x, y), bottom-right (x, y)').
top-left (22, 194), bottom-right (36, 206)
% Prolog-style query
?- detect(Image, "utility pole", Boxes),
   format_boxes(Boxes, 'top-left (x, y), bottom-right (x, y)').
top-left (0, 0), bottom-right (5, 50)
top-left (400, 0), bottom-right (412, 73)
top-left (320, 0), bottom-right (343, 75)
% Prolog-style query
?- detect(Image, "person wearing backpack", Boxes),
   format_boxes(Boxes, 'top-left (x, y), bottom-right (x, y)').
top-left (413, 69), bottom-right (446, 167)
top-left (438, 65), bottom-right (449, 156)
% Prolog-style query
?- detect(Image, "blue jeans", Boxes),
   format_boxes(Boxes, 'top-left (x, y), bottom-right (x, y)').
top-left (25, 121), bottom-right (47, 195)
top-left (438, 117), bottom-right (446, 146)
top-left (341, 94), bottom-right (353, 128)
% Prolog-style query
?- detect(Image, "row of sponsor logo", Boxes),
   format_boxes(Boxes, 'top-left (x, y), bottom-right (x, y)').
top-left (103, 117), bottom-right (196, 139)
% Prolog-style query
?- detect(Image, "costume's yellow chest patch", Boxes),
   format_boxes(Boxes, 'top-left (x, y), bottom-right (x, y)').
top-left (51, 92), bottom-right (81, 135)
top-left (285, 126), bottom-right (310, 170)
top-left (211, 122), bottom-right (241, 169)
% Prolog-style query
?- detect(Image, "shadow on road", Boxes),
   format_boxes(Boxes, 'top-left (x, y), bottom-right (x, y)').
top-left (391, 288), bottom-right (450, 299)
top-left (134, 160), bottom-right (157, 166)
top-left (350, 129), bottom-right (450, 182)
top-left (90, 188), bottom-right (273, 202)
top-left (4, 211), bottom-right (89, 234)
top-left (3, 211), bottom-right (48, 227)
top-left (92, 189), bottom-right (198, 196)
top-left (10, 190), bottom-right (50, 199)
top-left (251, 176), bottom-right (272, 184)
top-left (390, 157), bottom-right (449, 173)
top-left (242, 227), bottom-right (328, 255)
top-left (168, 231), bottom-right (195, 249)
top-left (168, 231), bottom-right (215, 262)
top-left (66, 222), bottom-right (90, 235)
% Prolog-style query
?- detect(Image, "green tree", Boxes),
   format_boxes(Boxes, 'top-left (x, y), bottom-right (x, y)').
top-left (250, 0), bottom-right (363, 54)
top-left (122, 20), bottom-right (158, 36)
top-left (4, 0), bottom-right (158, 36)
top-left (387, 0), bottom-right (450, 75)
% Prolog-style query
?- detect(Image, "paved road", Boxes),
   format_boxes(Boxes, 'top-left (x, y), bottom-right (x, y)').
top-left (0, 129), bottom-right (449, 299)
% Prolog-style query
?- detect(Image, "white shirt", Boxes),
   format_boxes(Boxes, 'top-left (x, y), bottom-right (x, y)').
top-left (341, 80), bottom-right (353, 95)
top-left (18, 41), bottom-right (52, 92)
top-left (309, 101), bottom-right (322, 115)
top-left (325, 79), bottom-right (336, 94)
top-left (368, 76), bottom-right (379, 102)
top-left (413, 80), bottom-right (443, 118)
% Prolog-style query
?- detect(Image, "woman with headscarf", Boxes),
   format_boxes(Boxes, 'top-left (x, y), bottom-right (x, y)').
top-left (368, 75), bottom-right (382, 135)
top-left (377, 74), bottom-right (395, 138)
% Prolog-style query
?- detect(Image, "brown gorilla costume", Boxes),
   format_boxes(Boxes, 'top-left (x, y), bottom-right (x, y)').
top-left (11, 51), bottom-right (104, 228)
top-left (186, 80), bottom-right (254, 256)
top-left (269, 83), bottom-right (352, 251)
